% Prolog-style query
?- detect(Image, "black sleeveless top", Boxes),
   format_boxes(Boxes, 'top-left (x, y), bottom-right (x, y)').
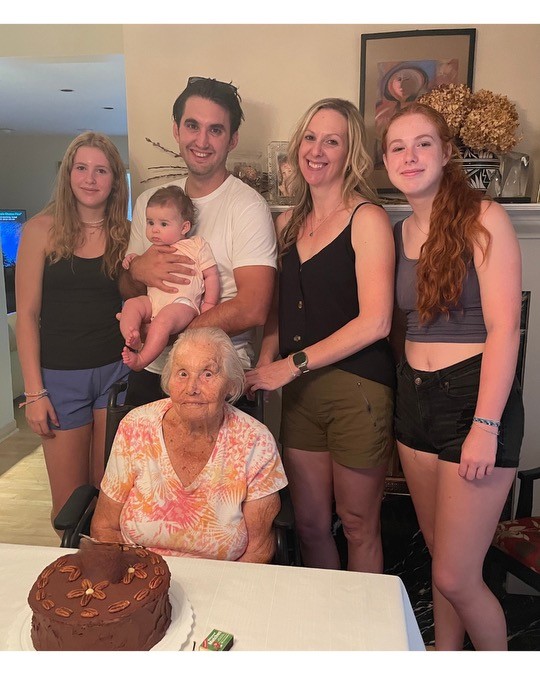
top-left (40, 255), bottom-right (125, 369)
top-left (278, 203), bottom-right (395, 388)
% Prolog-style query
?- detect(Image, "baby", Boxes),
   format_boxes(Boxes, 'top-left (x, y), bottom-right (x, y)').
top-left (120, 185), bottom-right (219, 371)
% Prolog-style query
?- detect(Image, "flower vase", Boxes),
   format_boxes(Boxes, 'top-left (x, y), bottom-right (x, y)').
top-left (458, 144), bottom-right (502, 193)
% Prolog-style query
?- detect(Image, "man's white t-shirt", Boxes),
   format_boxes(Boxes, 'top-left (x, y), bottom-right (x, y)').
top-left (127, 174), bottom-right (277, 373)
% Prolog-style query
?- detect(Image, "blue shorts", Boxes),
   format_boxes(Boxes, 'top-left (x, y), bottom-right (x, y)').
top-left (42, 361), bottom-right (130, 431)
top-left (394, 354), bottom-right (524, 467)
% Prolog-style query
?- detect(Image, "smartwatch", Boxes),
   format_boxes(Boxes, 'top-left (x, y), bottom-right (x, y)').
top-left (292, 351), bottom-right (310, 374)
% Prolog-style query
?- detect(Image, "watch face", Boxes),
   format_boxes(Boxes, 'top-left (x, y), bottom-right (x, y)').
top-left (292, 351), bottom-right (308, 370)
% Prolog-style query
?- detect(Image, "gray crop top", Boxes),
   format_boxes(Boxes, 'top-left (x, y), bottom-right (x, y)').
top-left (394, 220), bottom-right (487, 343)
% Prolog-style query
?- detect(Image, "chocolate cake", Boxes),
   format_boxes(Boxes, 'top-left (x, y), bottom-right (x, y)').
top-left (27, 539), bottom-right (173, 650)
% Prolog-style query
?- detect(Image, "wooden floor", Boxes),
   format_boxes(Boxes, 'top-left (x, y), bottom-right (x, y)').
top-left (0, 401), bottom-right (59, 548)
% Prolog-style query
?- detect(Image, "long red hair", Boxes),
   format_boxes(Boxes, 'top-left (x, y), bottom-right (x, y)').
top-left (382, 103), bottom-right (491, 324)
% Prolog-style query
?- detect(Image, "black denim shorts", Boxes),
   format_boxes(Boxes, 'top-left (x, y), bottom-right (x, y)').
top-left (394, 353), bottom-right (524, 467)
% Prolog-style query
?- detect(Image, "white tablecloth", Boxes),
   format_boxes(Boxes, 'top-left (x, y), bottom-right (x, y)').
top-left (0, 542), bottom-right (424, 651)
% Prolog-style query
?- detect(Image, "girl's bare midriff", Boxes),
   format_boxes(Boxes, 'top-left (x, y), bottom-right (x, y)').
top-left (405, 340), bottom-right (485, 372)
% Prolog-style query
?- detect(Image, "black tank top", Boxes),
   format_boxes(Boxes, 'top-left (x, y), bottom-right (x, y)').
top-left (279, 203), bottom-right (395, 388)
top-left (40, 255), bottom-right (125, 369)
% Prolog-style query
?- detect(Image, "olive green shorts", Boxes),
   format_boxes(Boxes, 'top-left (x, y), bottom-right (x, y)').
top-left (280, 366), bottom-right (395, 469)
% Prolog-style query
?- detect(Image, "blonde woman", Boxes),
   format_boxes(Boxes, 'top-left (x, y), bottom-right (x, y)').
top-left (16, 132), bottom-right (131, 528)
top-left (246, 99), bottom-right (395, 572)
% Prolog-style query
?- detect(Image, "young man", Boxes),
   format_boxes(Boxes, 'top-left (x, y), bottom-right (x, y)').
top-left (121, 77), bottom-right (277, 405)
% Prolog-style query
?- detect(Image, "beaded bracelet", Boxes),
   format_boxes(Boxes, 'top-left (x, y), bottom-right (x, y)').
top-left (24, 388), bottom-right (48, 397)
top-left (19, 392), bottom-right (49, 408)
top-left (287, 356), bottom-right (300, 378)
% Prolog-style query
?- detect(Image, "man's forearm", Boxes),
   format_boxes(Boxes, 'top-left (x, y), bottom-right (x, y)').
top-left (118, 269), bottom-right (146, 300)
top-left (189, 297), bottom-right (266, 337)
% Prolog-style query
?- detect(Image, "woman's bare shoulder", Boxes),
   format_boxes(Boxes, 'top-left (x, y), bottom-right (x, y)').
top-left (350, 200), bottom-right (392, 232)
top-left (20, 212), bottom-right (54, 250)
top-left (23, 212), bottom-right (54, 235)
top-left (479, 199), bottom-right (515, 235)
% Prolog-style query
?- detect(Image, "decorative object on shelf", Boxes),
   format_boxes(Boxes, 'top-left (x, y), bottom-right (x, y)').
top-left (418, 84), bottom-right (524, 196)
top-left (499, 151), bottom-right (530, 199)
top-left (142, 138), bottom-right (187, 184)
top-left (458, 143), bottom-right (501, 193)
top-left (359, 28), bottom-right (476, 194)
top-left (227, 152), bottom-right (267, 195)
top-left (267, 141), bottom-right (295, 206)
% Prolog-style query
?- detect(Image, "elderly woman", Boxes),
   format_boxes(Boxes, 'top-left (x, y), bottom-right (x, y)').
top-left (91, 327), bottom-right (287, 563)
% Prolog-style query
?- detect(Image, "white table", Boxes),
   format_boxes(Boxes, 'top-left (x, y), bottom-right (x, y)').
top-left (0, 542), bottom-right (424, 651)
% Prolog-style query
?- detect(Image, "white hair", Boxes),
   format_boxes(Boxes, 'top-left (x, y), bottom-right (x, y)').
top-left (160, 327), bottom-right (246, 403)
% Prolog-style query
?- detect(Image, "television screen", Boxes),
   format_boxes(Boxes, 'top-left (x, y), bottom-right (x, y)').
top-left (1, 209), bottom-right (26, 313)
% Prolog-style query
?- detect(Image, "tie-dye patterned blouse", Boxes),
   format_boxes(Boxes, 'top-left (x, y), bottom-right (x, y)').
top-left (100, 399), bottom-right (288, 560)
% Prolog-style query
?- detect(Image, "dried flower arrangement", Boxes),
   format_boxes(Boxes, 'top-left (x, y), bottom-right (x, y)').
top-left (418, 84), bottom-right (521, 153)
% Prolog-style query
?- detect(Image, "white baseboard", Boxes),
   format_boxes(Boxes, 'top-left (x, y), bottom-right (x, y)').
top-left (0, 419), bottom-right (18, 444)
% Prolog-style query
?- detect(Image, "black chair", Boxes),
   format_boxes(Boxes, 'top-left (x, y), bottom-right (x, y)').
top-left (54, 381), bottom-right (299, 565)
top-left (483, 291), bottom-right (534, 595)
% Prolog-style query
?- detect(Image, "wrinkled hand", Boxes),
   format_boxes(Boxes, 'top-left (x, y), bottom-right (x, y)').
top-left (24, 396), bottom-right (58, 439)
top-left (458, 424), bottom-right (497, 481)
top-left (130, 245), bottom-right (195, 293)
top-left (245, 359), bottom-right (297, 398)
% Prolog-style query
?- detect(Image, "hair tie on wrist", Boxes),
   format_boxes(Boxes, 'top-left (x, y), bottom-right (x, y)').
top-left (19, 392), bottom-right (49, 408)
top-left (472, 420), bottom-right (499, 436)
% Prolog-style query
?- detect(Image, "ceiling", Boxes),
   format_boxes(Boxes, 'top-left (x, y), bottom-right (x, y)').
top-left (0, 55), bottom-right (128, 137)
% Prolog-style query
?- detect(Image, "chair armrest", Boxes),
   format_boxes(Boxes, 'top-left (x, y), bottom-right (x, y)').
top-left (274, 487), bottom-right (295, 530)
top-left (107, 379), bottom-right (129, 408)
top-left (515, 466), bottom-right (540, 519)
top-left (54, 485), bottom-right (99, 531)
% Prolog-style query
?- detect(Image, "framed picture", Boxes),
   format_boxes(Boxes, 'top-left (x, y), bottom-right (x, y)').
top-left (360, 28), bottom-right (476, 194)
top-left (267, 141), bottom-right (295, 205)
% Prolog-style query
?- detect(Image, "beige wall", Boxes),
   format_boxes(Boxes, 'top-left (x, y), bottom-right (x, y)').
top-left (0, 24), bottom-right (123, 57)
top-left (123, 24), bottom-right (540, 203)
top-left (0, 135), bottom-right (128, 220)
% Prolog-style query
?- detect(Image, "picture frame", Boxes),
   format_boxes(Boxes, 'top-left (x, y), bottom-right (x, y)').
top-left (267, 141), bottom-right (295, 206)
top-left (360, 28), bottom-right (476, 194)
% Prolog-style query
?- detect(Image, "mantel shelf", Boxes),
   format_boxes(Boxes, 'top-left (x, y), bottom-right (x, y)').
top-left (269, 203), bottom-right (540, 238)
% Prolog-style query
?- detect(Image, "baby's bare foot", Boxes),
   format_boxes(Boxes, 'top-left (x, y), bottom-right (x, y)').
top-left (125, 329), bottom-right (143, 353)
top-left (122, 346), bottom-right (145, 371)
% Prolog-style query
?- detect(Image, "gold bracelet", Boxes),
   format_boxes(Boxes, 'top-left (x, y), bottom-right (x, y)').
top-left (287, 355), bottom-right (300, 378)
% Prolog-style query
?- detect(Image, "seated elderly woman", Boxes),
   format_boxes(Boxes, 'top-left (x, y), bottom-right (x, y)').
top-left (91, 327), bottom-right (288, 563)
